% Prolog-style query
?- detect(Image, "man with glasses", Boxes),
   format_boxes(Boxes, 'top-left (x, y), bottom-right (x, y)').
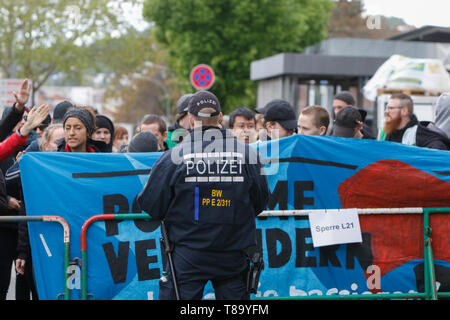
top-left (378, 93), bottom-right (418, 144)
top-left (378, 93), bottom-right (450, 150)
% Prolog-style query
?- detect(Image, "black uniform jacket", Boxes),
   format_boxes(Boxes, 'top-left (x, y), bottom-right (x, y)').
top-left (134, 126), bottom-right (269, 252)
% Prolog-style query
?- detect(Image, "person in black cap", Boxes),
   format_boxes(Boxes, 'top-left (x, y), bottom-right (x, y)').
top-left (134, 90), bottom-right (269, 300)
top-left (331, 106), bottom-right (364, 139)
top-left (331, 91), bottom-right (375, 139)
top-left (166, 93), bottom-right (193, 148)
top-left (92, 114), bottom-right (115, 152)
top-left (262, 99), bottom-right (297, 139)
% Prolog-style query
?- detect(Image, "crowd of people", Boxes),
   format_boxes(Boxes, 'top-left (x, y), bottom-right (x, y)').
top-left (0, 77), bottom-right (449, 300)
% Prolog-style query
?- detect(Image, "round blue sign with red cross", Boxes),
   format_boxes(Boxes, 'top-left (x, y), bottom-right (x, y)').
top-left (190, 64), bottom-right (215, 90)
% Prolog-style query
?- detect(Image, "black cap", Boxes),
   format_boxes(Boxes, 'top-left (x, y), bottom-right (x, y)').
top-left (176, 94), bottom-right (194, 114)
top-left (264, 99), bottom-right (297, 130)
top-left (255, 99), bottom-right (287, 115)
top-left (332, 106), bottom-right (362, 138)
top-left (188, 91), bottom-right (221, 117)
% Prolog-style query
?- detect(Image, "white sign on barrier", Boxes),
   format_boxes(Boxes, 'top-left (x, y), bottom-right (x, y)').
top-left (308, 208), bottom-right (362, 247)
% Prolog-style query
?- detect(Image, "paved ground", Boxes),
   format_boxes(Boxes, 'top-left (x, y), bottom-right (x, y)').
top-left (6, 265), bottom-right (15, 300)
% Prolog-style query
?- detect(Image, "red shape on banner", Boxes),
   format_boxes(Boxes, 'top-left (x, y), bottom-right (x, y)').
top-left (338, 159), bottom-right (450, 291)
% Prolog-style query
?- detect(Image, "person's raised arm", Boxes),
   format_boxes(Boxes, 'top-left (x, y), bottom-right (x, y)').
top-left (19, 104), bottom-right (49, 136)
top-left (12, 78), bottom-right (31, 112)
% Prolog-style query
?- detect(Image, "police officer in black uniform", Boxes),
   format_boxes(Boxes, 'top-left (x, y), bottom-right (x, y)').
top-left (134, 90), bottom-right (269, 300)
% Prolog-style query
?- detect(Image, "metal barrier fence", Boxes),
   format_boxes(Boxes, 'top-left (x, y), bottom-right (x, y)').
top-left (3, 207), bottom-right (449, 300)
top-left (255, 206), bottom-right (450, 300)
top-left (0, 215), bottom-right (71, 300)
top-left (79, 213), bottom-right (152, 300)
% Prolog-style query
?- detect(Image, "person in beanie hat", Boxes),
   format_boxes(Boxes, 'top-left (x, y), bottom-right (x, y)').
top-left (57, 106), bottom-right (108, 153)
top-left (52, 101), bottom-right (73, 124)
top-left (332, 91), bottom-right (355, 117)
top-left (128, 131), bottom-right (159, 153)
top-left (166, 93), bottom-right (193, 148)
top-left (92, 114), bottom-right (115, 152)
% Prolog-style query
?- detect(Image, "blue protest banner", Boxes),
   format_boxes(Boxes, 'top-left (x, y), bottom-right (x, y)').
top-left (20, 135), bottom-right (450, 299)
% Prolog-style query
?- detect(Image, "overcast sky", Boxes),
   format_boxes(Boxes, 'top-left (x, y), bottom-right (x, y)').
top-left (363, 0), bottom-right (450, 28)
top-left (130, 0), bottom-right (450, 31)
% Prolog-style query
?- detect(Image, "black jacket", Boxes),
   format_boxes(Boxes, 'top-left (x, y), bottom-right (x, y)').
top-left (134, 127), bottom-right (269, 252)
top-left (0, 104), bottom-right (26, 230)
top-left (385, 114), bottom-right (419, 143)
top-left (56, 137), bottom-right (109, 153)
top-left (416, 121), bottom-right (450, 151)
top-left (0, 104), bottom-right (25, 141)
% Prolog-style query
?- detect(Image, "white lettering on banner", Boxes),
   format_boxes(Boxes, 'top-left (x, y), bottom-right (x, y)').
top-left (288, 284), bottom-right (418, 297)
top-left (39, 234), bottom-right (52, 257)
top-left (308, 209), bottom-right (362, 247)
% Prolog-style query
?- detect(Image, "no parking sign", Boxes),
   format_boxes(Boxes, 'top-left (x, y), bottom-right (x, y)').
top-left (190, 64), bottom-right (215, 90)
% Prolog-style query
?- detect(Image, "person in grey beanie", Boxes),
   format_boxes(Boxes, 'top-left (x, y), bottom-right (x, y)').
top-left (57, 106), bottom-right (109, 152)
top-left (128, 131), bottom-right (159, 153)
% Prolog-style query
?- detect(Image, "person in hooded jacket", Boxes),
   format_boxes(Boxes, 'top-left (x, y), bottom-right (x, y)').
top-left (416, 92), bottom-right (450, 150)
top-left (57, 106), bottom-right (108, 153)
top-left (92, 114), bottom-right (115, 152)
top-left (379, 93), bottom-right (450, 150)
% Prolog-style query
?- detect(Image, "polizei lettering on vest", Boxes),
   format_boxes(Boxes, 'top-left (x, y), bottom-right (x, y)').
top-left (186, 158), bottom-right (243, 175)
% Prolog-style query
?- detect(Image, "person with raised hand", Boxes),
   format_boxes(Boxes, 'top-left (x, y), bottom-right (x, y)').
top-left (0, 104), bottom-right (49, 161)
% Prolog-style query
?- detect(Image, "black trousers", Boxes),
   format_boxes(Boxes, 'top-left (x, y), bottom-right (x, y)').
top-left (15, 258), bottom-right (38, 300)
top-left (159, 246), bottom-right (249, 300)
top-left (0, 227), bottom-right (17, 300)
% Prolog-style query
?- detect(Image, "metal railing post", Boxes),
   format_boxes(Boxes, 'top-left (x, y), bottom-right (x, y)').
top-left (0, 215), bottom-right (71, 300)
top-left (422, 207), bottom-right (450, 300)
top-left (80, 213), bottom-right (153, 300)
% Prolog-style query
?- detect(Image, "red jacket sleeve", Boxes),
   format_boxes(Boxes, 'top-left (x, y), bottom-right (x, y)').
top-left (0, 131), bottom-right (28, 161)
